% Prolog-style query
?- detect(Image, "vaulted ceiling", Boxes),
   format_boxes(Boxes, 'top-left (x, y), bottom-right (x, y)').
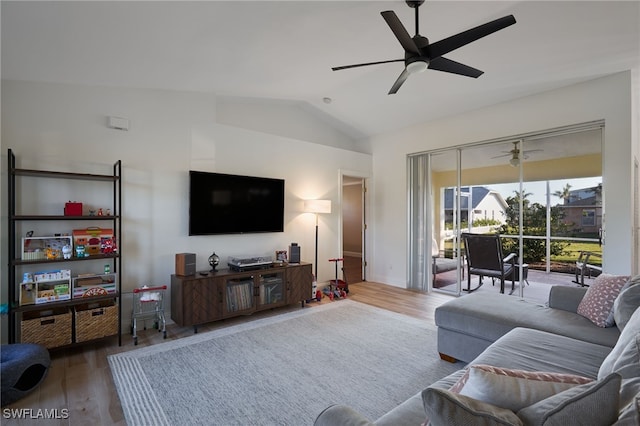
top-left (2, 1), bottom-right (639, 140)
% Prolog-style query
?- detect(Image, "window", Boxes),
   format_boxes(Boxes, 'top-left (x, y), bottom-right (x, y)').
top-left (582, 209), bottom-right (596, 226)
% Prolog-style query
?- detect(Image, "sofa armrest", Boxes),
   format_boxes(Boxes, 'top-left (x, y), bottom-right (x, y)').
top-left (548, 286), bottom-right (588, 312)
top-left (314, 405), bottom-right (374, 426)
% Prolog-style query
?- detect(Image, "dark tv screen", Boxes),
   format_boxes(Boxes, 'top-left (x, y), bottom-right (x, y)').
top-left (189, 171), bottom-right (285, 235)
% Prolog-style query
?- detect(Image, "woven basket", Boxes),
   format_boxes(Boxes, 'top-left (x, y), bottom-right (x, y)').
top-left (21, 308), bottom-right (72, 348)
top-left (75, 300), bottom-right (118, 342)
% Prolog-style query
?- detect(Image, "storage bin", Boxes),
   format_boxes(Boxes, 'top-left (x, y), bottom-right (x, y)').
top-left (75, 300), bottom-right (118, 342)
top-left (21, 308), bottom-right (72, 348)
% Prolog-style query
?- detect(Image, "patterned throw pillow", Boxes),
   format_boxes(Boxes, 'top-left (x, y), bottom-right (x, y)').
top-left (577, 274), bottom-right (630, 327)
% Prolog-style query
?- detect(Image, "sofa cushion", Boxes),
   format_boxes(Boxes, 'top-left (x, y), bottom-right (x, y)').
top-left (469, 328), bottom-right (611, 379)
top-left (613, 275), bottom-right (640, 331)
top-left (457, 365), bottom-right (592, 412)
top-left (548, 286), bottom-right (588, 312)
top-left (516, 372), bottom-right (621, 426)
top-left (577, 274), bottom-right (630, 327)
top-left (599, 307), bottom-right (640, 380)
top-left (422, 387), bottom-right (523, 426)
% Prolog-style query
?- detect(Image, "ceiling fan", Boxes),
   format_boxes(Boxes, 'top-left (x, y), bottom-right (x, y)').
top-left (492, 142), bottom-right (543, 167)
top-left (332, 0), bottom-right (516, 94)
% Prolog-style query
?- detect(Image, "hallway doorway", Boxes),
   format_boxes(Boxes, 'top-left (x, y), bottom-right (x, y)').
top-left (341, 174), bottom-right (367, 283)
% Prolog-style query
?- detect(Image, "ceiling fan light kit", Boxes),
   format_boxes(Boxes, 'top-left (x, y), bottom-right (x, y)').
top-left (332, 0), bottom-right (516, 94)
top-left (406, 60), bottom-right (428, 74)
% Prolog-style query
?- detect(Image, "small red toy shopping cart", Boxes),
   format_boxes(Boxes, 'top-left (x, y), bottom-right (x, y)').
top-left (131, 285), bottom-right (167, 345)
top-left (328, 258), bottom-right (349, 296)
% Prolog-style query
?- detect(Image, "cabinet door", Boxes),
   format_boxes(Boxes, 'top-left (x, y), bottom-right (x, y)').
top-left (185, 278), bottom-right (217, 325)
top-left (287, 264), bottom-right (313, 305)
top-left (256, 271), bottom-right (286, 310)
top-left (222, 276), bottom-right (255, 316)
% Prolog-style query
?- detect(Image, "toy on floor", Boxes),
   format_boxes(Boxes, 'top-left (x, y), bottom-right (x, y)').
top-left (305, 278), bottom-right (323, 303)
top-left (321, 286), bottom-right (346, 300)
top-left (317, 258), bottom-right (348, 301)
top-left (328, 258), bottom-right (349, 294)
top-left (131, 285), bottom-right (167, 345)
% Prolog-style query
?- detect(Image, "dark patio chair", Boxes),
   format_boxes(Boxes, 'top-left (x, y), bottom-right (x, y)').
top-left (461, 233), bottom-right (516, 294)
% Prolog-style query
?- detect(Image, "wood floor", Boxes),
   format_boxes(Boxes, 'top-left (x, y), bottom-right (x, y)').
top-left (2, 281), bottom-right (454, 425)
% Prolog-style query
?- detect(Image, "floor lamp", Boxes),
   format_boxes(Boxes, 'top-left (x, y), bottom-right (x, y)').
top-left (304, 199), bottom-right (332, 280)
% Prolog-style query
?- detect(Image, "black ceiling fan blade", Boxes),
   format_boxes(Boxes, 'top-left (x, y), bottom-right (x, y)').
top-left (388, 68), bottom-right (410, 95)
top-left (428, 57), bottom-right (483, 78)
top-left (332, 58), bottom-right (405, 71)
top-left (428, 15), bottom-right (516, 59)
top-left (381, 10), bottom-right (420, 55)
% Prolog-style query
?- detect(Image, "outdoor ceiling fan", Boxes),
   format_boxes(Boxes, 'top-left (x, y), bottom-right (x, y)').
top-left (331, 0), bottom-right (516, 94)
top-left (492, 142), bottom-right (543, 167)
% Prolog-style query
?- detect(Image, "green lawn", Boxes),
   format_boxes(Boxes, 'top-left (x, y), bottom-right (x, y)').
top-left (442, 239), bottom-right (602, 266)
top-left (551, 241), bottom-right (602, 266)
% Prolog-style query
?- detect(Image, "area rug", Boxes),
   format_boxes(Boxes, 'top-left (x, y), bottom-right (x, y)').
top-left (109, 300), bottom-right (462, 425)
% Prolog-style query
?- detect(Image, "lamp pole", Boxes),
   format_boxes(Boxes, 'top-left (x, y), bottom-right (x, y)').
top-left (314, 213), bottom-right (319, 279)
top-left (304, 199), bottom-right (331, 282)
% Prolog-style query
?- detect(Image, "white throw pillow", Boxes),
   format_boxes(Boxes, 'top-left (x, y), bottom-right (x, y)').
top-left (458, 365), bottom-right (593, 412)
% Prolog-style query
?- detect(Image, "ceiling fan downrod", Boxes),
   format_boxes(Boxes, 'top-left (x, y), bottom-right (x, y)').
top-left (407, 0), bottom-right (425, 36)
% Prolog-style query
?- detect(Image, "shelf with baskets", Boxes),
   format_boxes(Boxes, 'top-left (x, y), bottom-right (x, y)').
top-left (6, 149), bottom-right (122, 348)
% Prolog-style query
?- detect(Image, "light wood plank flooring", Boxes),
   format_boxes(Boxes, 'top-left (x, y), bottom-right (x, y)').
top-left (2, 281), bottom-right (454, 425)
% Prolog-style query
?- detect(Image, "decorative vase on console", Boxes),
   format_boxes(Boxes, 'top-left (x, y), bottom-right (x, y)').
top-left (208, 252), bottom-right (220, 272)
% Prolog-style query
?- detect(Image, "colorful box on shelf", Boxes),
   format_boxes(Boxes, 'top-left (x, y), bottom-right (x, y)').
top-left (21, 235), bottom-right (73, 261)
top-left (20, 269), bottom-right (72, 305)
top-left (64, 201), bottom-right (83, 216)
top-left (72, 273), bottom-right (117, 298)
top-left (35, 281), bottom-right (71, 304)
top-left (72, 227), bottom-right (113, 256)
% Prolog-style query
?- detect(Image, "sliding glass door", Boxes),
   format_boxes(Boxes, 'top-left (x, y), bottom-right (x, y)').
top-left (408, 122), bottom-right (603, 297)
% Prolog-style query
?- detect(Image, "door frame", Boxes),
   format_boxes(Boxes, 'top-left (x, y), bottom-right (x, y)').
top-left (339, 169), bottom-right (369, 282)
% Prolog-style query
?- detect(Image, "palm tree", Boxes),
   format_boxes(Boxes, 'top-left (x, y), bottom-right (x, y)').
top-left (553, 183), bottom-right (572, 204)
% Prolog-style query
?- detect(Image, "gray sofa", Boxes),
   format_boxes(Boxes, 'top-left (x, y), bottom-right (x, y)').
top-left (435, 286), bottom-right (620, 363)
top-left (314, 278), bottom-right (640, 426)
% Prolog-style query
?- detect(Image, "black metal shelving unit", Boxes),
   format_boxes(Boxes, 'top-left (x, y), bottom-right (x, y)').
top-left (7, 148), bottom-right (122, 346)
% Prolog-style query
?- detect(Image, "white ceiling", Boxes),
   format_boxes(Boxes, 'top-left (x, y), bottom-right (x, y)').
top-left (2, 1), bottom-right (639, 141)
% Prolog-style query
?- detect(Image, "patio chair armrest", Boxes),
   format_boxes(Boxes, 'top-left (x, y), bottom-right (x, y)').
top-left (548, 286), bottom-right (588, 312)
top-left (576, 251), bottom-right (602, 267)
top-left (503, 252), bottom-right (517, 264)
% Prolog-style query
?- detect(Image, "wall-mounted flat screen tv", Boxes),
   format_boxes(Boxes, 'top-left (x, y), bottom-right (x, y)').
top-left (189, 171), bottom-right (285, 235)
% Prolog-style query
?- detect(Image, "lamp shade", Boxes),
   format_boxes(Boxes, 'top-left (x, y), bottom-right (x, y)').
top-left (304, 199), bottom-right (331, 214)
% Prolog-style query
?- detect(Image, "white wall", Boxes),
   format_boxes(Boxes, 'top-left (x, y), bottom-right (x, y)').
top-left (368, 72), bottom-right (638, 287)
top-left (0, 80), bottom-right (372, 337)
